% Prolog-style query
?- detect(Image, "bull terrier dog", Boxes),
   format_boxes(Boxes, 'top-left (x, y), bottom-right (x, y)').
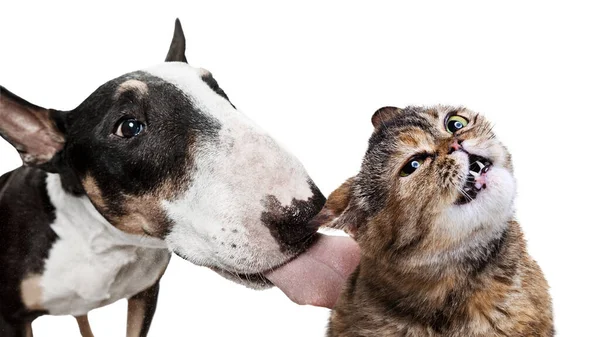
top-left (0, 19), bottom-right (328, 336)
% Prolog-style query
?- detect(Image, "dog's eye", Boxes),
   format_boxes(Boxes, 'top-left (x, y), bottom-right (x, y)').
top-left (446, 115), bottom-right (469, 133)
top-left (115, 118), bottom-right (144, 138)
top-left (400, 158), bottom-right (424, 177)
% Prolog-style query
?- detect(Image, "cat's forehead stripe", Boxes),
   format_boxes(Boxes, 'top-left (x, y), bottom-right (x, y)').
top-left (383, 114), bottom-right (433, 132)
top-left (423, 108), bottom-right (440, 119)
top-left (398, 132), bottom-right (421, 147)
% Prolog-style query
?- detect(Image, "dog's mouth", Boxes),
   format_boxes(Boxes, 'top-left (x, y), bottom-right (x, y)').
top-left (208, 266), bottom-right (274, 289)
top-left (265, 234), bottom-right (360, 307)
top-left (210, 234), bottom-right (360, 308)
top-left (455, 154), bottom-right (492, 205)
top-left (208, 237), bottom-right (317, 290)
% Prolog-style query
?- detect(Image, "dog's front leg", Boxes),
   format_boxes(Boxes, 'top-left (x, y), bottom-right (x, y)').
top-left (23, 322), bottom-right (32, 337)
top-left (126, 281), bottom-right (160, 337)
top-left (74, 315), bottom-right (94, 337)
top-left (0, 313), bottom-right (32, 337)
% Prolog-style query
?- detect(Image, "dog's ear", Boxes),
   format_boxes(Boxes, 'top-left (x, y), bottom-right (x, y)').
top-left (0, 86), bottom-right (65, 170)
top-left (309, 177), bottom-right (366, 237)
top-left (165, 18), bottom-right (188, 63)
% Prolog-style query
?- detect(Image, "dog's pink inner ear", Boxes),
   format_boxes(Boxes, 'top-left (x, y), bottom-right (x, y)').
top-left (0, 87), bottom-right (64, 166)
top-left (371, 106), bottom-right (400, 128)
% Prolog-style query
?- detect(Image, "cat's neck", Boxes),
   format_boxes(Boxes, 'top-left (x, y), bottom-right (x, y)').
top-left (417, 217), bottom-right (513, 271)
top-left (355, 220), bottom-right (524, 328)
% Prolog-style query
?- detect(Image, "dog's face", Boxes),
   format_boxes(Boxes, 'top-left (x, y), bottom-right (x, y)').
top-left (0, 20), bottom-right (324, 288)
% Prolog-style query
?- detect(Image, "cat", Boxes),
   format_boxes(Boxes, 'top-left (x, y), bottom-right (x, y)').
top-left (312, 105), bottom-right (553, 336)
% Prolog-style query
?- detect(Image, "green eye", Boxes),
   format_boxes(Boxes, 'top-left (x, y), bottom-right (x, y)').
top-left (446, 115), bottom-right (469, 133)
top-left (400, 158), bottom-right (424, 177)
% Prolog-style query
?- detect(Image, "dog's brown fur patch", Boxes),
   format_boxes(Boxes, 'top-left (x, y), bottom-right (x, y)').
top-left (75, 315), bottom-right (94, 337)
top-left (81, 174), bottom-right (180, 238)
top-left (82, 175), bottom-right (106, 211)
top-left (20, 275), bottom-right (44, 311)
top-left (23, 322), bottom-right (33, 337)
top-left (109, 193), bottom-right (173, 238)
top-left (115, 79), bottom-right (149, 98)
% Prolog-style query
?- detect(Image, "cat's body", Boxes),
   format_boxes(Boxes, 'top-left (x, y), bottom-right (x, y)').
top-left (314, 106), bottom-right (553, 337)
top-left (329, 221), bottom-right (552, 336)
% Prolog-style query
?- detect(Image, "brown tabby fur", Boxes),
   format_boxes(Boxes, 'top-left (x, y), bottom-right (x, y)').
top-left (313, 106), bottom-right (553, 336)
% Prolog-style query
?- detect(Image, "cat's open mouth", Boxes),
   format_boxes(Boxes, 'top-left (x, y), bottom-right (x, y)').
top-left (455, 154), bottom-right (492, 205)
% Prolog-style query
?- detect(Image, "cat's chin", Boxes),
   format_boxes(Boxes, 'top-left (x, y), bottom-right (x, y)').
top-left (442, 165), bottom-right (516, 238)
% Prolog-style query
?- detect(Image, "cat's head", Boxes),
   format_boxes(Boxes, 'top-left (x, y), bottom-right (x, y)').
top-left (312, 106), bottom-right (516, 257)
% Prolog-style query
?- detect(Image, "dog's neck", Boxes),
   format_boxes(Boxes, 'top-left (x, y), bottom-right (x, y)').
top-left (57, 169), bottom-right (86, 196)
top-left (45, 173), bottom-right (167, 250)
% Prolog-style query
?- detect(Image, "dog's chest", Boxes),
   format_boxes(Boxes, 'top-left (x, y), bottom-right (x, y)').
top-left (37, 175), bottom-right (170, 316)
top-left (40, 237), bottom-right (169, 316)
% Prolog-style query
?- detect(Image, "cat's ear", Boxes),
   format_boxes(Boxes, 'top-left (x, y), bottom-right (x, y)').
top-left (371, 106), bottom-right (400, 128)
top-left (309, 177), bottom-right (365, 237)
top-left (165, 18), bottom-right (188, 63)
top-left (0, 86), bottom-right (65, 171)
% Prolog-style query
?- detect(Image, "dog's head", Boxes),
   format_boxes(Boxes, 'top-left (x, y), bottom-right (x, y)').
top-left (0, 20), bottom-right (325, 288)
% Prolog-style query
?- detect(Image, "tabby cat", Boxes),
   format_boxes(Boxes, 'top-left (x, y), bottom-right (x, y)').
top-left (313, 106), bottom-right (553, 336)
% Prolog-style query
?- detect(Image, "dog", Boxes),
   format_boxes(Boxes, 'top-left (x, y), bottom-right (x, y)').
top-left (0, 19), bottom-right (325, 337)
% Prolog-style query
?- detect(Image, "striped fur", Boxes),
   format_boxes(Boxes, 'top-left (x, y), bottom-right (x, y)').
top-left (316, 106), bottom-right (553, 337)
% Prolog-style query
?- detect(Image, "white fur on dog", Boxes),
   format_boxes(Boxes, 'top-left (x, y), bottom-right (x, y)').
top-left (39, 174), bottom-right (170, 316)
top-left (146, 62), bottom-right (314, 274)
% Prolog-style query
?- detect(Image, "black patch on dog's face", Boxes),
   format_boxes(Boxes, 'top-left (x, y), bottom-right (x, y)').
top-left (201, 73), bottom-right (234, 107)
top-left (60, 71), bottom-right (221, 221)
top-left (261, 181), bottom-right (325, 254)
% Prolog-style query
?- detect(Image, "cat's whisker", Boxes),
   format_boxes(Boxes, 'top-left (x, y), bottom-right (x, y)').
top-left (454, 182), bottom-right (475, 202)
top-left (484, 123), bottom-right (496, 139)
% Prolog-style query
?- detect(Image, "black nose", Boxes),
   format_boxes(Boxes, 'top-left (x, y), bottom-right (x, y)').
top-left (261, 181), bottom-right (326, 254)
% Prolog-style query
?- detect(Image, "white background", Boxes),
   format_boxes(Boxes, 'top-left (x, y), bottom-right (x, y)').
top-left (1, 1), bottom-right (599, 336)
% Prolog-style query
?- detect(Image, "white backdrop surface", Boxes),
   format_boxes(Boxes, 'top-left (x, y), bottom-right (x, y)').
top-left (1, 1), bottom-right (598, 336)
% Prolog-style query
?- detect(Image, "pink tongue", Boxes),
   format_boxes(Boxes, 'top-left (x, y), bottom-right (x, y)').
top-left (266, 234), bottom-right (360, 309)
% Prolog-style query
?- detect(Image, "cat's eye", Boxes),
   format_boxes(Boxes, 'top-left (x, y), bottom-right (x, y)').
top-left (400, 158), bottom-right (425, 177)
top-left (446, 115), bottom-right (469, 133)
top-left (114, 118), bottom-right (145, 138)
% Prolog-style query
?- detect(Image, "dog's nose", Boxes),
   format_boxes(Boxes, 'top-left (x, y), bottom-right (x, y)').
top-left (261, 184), bottom-right (326, 254)
top-left (448, 139), bottom-right (463, 154)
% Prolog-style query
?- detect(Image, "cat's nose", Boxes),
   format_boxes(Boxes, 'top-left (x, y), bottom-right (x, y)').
top-left (448, 139), bottom-right (463, 154)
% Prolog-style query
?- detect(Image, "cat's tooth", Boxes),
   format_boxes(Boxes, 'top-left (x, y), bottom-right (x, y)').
top-left (476, 161), bottom-right (485, 170)
top-left (469, 170), bottom-right (480, 178)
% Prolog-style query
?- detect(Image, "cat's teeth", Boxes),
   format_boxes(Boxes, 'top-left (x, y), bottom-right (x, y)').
top-left (469, 170), bottom-right (480, 177)
top-left (476, 161), bottom-right (485, 170)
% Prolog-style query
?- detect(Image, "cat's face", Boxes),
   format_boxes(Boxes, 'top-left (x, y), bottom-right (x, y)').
top-left (313, 106), bottom-right (516, 256)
